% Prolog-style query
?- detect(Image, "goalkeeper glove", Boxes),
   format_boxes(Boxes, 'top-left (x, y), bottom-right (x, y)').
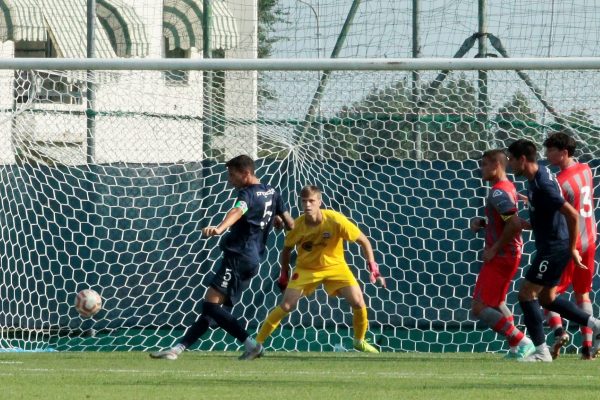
top-left (277, 270), bottom-right (289, 292)
top-left (367, 261), bottom-right (383, 285)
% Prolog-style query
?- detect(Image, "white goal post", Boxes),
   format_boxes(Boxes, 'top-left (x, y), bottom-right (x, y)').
top-left (1, 57), bottom-right (600, 70)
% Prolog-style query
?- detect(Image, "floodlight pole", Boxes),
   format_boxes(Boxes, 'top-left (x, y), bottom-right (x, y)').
top-left (477, 0), bottom-right (490, 145)
top-left (86, 0), bottom-right (96, 164)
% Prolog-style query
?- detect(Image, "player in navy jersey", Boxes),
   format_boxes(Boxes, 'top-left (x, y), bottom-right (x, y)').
top-left (150, 155), bottom-right (294, 360)
top-left (507, 139), bottom-right (600, 362)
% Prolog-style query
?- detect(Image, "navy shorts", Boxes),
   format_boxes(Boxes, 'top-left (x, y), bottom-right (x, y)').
top-left (524, 247), bottom-right (571, 287)
top-left (209, 253), bottom-right (259, 306)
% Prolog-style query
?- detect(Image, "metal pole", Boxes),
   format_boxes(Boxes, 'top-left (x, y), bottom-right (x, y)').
top-left (200, 0), bottom-right (214, 235)
top-left (298, 0), bottom-right (362, 147)
top-left (477, 0), bottom-right (489, 144)
top-left (86, 0), bottom-right (96, 164)
top-left (412, 0), bottom-right (422, 160)
top-left (202, 0), bottom-right (213, 160)
top-left (297, 0), bottom-right (323, 158)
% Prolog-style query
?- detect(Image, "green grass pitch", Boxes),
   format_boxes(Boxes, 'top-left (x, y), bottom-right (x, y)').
top-left (1, 352), bottom-right (599, 399)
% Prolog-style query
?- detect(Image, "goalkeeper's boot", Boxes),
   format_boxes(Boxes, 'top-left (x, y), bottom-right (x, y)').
top-left (149, 348), bottom-right (179, 360)
top-left (238, 343), bottom-right (264, 361)
top-left (550, 332), bottom-right (570, 360)
top-left (519, 346), bottom-right (552, 363)
top-left (353, 339), bottom-right (379, 354)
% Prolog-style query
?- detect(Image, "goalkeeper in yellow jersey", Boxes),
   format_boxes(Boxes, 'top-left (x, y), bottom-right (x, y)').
top-left (250, 185), bottom-right (385, 358)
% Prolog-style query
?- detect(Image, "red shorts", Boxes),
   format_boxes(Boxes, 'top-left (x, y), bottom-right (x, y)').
top-left (473, 255), bottom-right (521, 308)
top-left (556, 243), bottom-right (596, 295)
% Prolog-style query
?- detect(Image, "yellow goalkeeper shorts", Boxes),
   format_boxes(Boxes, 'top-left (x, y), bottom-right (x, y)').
top-left (287, 264), bottom-right (359, 296)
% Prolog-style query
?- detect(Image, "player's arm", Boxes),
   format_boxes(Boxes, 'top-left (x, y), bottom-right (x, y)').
top-left (516, 194), bottom-right (531, 229)
top-left (482, 212), bottom-right (520, 263)
top-left (519, 217), bottom-right (531, 230)
top-left (559, 201), bottom-right (585, 269)
top-left (355, 233), bottom-right (386, 287)
top-left (470, 217), bottom-right (486, 233)
top-left (202, 202), bottom-right (246, 237)
top-left (273, 211), bottom-right (295, 231)
top-left (277, 246), bottom-right (294, 291)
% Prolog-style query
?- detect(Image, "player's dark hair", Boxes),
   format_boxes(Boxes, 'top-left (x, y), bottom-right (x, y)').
top-left (543, 131), bottom-right (576, 157)
top-left (481, 149), bottom-right (507, 165)
top-left (300, 185), bottom-right (321, 198)
top-left (507, 139), bottom-right (537, 162)
top-left (226, 154), bottom-right (255, 174)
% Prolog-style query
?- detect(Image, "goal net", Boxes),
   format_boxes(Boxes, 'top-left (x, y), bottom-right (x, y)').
top-left (0, 60), bottom-right (598, 353)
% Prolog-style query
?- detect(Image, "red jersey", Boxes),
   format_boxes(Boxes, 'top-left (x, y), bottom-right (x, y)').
top-left (485, 179), bottom-right (523, 258)
top-left (557, 162), bottom-right (597, 252)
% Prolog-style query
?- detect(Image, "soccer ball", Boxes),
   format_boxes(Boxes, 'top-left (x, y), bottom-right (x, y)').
top-left (75, 289), bottom-right (102, 318)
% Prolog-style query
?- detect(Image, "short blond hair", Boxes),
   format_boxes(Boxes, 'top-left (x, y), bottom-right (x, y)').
top-left (300, 185), bottom-right (321, 198)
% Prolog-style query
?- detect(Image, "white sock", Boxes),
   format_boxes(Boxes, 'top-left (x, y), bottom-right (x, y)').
top-left (535, 344), bottom-right (547, 351)
top-left (243, 337), bottom-right (257, 350)
top-left (587, 316), bottom-right (598, 329)
top-left (172, 344), bottom-right (185, 354)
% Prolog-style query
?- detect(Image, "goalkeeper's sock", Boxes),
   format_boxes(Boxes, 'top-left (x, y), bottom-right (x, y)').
top-left (352, 306), bottom-right (368, 341)
top-left (256, 306), bottom-right (289, 344)
top-left (203, 302), bottom-right (250, 343)
top-left (180, 314), bottom-right (211, 348)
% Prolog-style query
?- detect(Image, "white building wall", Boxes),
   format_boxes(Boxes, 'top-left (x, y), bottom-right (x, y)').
top-left (0, 0), bottom-right (257, 165)
top-left (218, 0), bottom-right (258, 160)
top-left (0, 41), bottom-right (14, 164)
top-left (95, 0), bottom-right (203, 164)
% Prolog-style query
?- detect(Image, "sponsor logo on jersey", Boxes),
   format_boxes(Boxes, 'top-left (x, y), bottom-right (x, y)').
top-left (323, 232), bottom-right (331, 239)
top-left (256, 188), bottom-right (276, 197)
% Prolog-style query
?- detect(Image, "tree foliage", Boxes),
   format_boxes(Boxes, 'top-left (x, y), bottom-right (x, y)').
top-left (494, 91), bottom-right (541, 148)
top-left (322, 74), bottom-right (489, 161)
top-left (319, 75), bottom-right (600, 161)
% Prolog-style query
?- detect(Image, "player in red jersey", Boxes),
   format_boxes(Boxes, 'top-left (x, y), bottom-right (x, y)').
top-left (543, 131), bottom-right (598, 359)
top-left (470, 149), bottom-right (533, 359)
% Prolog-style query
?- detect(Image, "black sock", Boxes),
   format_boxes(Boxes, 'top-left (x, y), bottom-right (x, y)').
top-left (554, 326), bottom-right (564, 337)
top-left (520, 299), bottom-right (545, 346)
top-left (545, 297), bottom-right (590, 326)
top-left (203, 302), bottom-right (249, 343)
top-left (180, 314), bottom-right (211, 348)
